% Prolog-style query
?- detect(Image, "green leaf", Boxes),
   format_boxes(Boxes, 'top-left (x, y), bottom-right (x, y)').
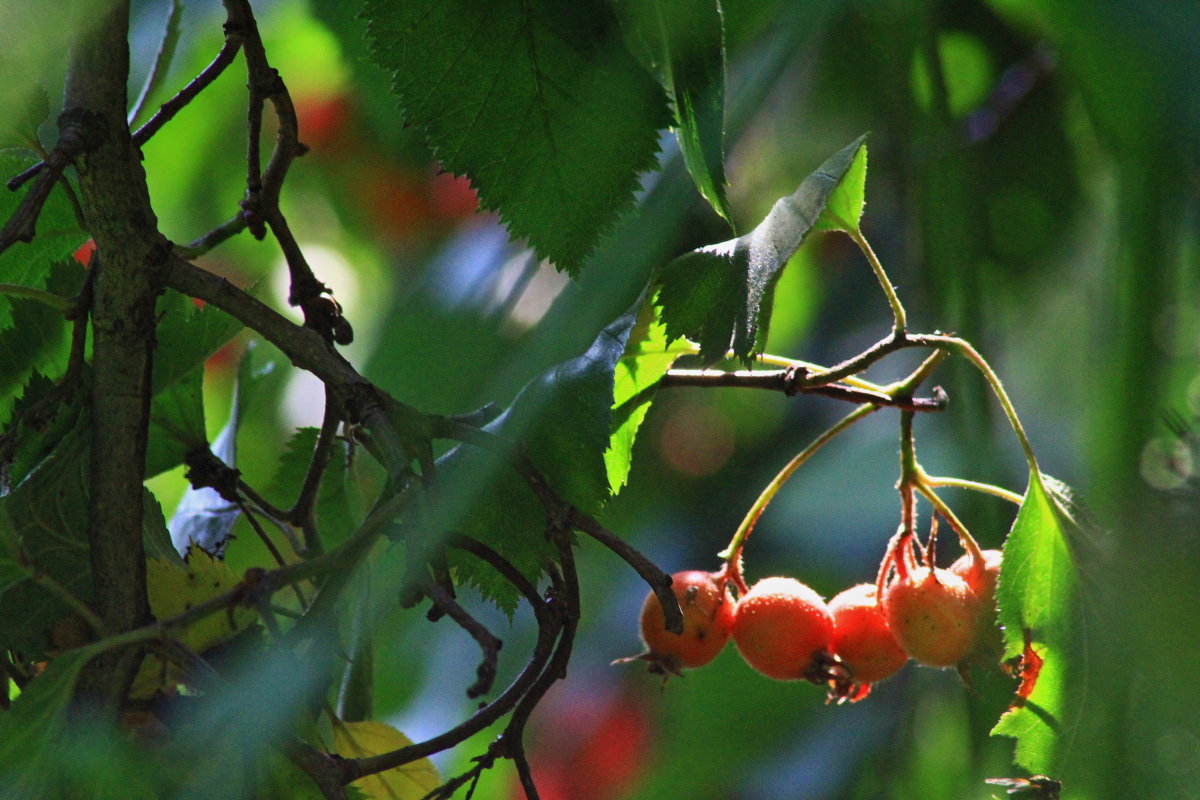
top-left (361, 0), bottom-right (671, 273)
top-left (606, 297), bottom-right (697, 493)
top-left (266, 427), bottom-right (355, 549)
top-left (152, 289), bottom-right (243, 395)
top-left (145, 363), bottom-right (207, 479)
top-left (440, 307), bottom-right (640, 610)
top-left (0, 56), bottom-right (50, 149)
top-left (813, 136), bottom-right (868, 234)
top-left (0, 154), bottom-right (85, 329)
top-left (991, 471), bottom-right (1087, 775)
top-left (616, 0), bottom-right (731, 226)
top-left (0, 647), bottom-right (92, 800)
top-left (656, 134), bottom-right (868, 365)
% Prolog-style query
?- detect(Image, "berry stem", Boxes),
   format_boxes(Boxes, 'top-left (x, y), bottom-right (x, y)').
top-left (755, 352), bottom-right (882, 392)
top-left (846, 225), bottom-right (907, 336)
top-left (719, 404), bottom-right (879, 590)
top-left (911, 334), bottom-right (1039, 475)
top-left (919, 473), bottom-right (1024, 505)
top-left (912, 481), bottom-right (985, 566)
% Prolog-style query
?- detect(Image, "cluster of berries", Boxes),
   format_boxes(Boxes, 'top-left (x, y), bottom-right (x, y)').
top-left (622, 547), bottom-right (1002, 701)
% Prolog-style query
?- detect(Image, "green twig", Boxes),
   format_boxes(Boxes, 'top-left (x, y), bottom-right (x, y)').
top-left (847, 225), bottom-right (907, 335)
top-left (918, 473), bottom-right (1024, 505)
top-left (0, 283), bottom-right (75, 314)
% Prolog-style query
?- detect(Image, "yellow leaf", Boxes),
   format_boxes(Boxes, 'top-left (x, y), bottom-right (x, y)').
top-left (333, 720), bottom-right (440, 800)
top-left (130, 545), bottom-right (257, 698)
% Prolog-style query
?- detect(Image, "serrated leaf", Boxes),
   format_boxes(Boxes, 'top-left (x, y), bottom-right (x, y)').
top-left (440, 307), bottom-right (640, 610)
top-left (132, 544), bottom-right (257, 698)
top-left (362, 0), bottom-right (671, 273)
top-left (0, 154), bottom-right (85, 329)
top-left (153, 289), bottom-right (242, 394)
top-left (615, 0), bottom-right (731, 225)
top-left (146, 363), bottom-right (207, 479)
top-left (991, 471), bottom-right (1087, 774)
top-left (0, 260), bottom-right (81, 419)
top-left (606, 297), bottom-right (697, 493)
top-left (656, 134), bottom-right (868, 364)
top-left (333, 720), bottom-right (440, 800)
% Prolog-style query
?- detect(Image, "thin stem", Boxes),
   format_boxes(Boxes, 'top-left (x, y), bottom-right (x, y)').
top-left (30, 570), bottom-right (108, 637)
top-left (913, 482), bottom-right (984, 565)
top-left (919, 473), bottom-right (1024, 505)
top-left (0, 283), bottom-right (75, 314)
top-left (756, 353), bottom-right (881, 391)
top-left (913, 334), bottom-right (1040, 473)
top-left (719, 404), bottom-right (879, 579)
top-left (848, 225), bottom-right (907, 335)
top-left (132, 25), bottom-right (243, 146)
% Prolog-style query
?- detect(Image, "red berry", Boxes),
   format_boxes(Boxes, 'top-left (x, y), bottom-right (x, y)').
top-left (883, 567), bottom-right (981, 667)
top-left (829, 583), bottom-right (908, 684)
top-left (732, 577), bottom-right (833, 682)
top-left (622, 570), bottom-right (733, 676)
top-left (950, 548), bottom-right (1003, 656)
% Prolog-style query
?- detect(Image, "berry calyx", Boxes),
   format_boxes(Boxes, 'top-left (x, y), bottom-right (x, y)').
top-left (883, 567), bottom-right (981, 667)
top-left (732, 577), bottom-right (834, 682)
top-left (617, 570), bottom-right (734, 676)
top-left (829, 583), bottom-right (908, 685)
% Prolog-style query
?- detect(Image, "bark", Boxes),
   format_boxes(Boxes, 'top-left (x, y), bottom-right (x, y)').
top-left (68, 0), bottom-right (164, 707)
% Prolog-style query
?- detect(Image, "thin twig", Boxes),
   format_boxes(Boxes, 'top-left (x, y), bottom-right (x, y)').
top-left (661, 367), bottom-right (947, 411)
top-left (421, 579), bottom-right (503, 699)
top-left (0, 114), bottom-right (96, 256)
top-left (132, 17), bottom-right (243, 146)
top-left (291, 386), bottom-right (343, 555)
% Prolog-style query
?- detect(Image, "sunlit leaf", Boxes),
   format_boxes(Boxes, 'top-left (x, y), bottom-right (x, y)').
top-left (361, 0), bottom-right (671, 273)
top-left (333, 720), bottom-right (439, 800)
top-left (992, 471), bottom-right (1087, 775)
top-left (616, 0), bottom-right (731, 225)
top-left (656, 134), bottom-right (868, 364)
top-left (606, 297), bottom-right (697, 493)
top-left (813, 137), bottom-right (868, 234)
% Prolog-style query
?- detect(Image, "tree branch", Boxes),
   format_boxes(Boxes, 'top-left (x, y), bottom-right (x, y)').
top-left (65, 0), bottom-right (165, 709)
top-left (661, 366), bottom-right (948, 411)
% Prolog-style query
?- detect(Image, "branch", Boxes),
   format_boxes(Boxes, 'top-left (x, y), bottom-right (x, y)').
top-left (0, 114), bottom-right (97, 257)
top-left (67, 0), bottom-right (165, 708)
top-left (661, 366), bottom-right (948, 411)
top-left (164, 255), bottom-right (418, 477)
top-left (421, 579), bottom-right (503, 699)
top-left (132, 29), bottom-right (243, 147)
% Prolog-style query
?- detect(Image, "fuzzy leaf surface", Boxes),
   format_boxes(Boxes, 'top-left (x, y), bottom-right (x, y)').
top-left (362, 0), bottom-right (671, 273)
top-left (992, 471), bottom-right (1087, 774)
top-left (656, 134), bottom-right (868, 364)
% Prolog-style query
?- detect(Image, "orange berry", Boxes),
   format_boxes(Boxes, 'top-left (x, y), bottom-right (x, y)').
top-left (883, 567), bottom-right (981, 667)
top-left (829, 583), bottom-right (908, 684)
top-left (732, 577), bottom-right (833, 681)
top-left (622, 570), bottom-right (733, 676)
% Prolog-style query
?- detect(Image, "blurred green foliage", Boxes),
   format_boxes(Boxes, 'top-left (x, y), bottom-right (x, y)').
top-left (2, 0), bottom-right (1198, 797)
